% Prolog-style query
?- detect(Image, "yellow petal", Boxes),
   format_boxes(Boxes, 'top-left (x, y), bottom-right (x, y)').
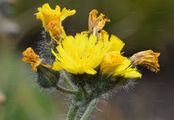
top-left (123, 68), bottom-right (142, 78)
top-left (52, 60), bottom-right (62, 71)
top-left (100, 51), bottom-right (126, 75)
top-left (114, 59), bottom-right (131, 76)
top-left (60, 8), bottom-right (76, 21)
top-left (109, 35), bottom-right (125, 52)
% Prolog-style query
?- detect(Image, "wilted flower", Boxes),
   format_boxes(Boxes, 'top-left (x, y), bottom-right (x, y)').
top-left (130, 50), bottom-right (160, 72)
top-left (88, 9), bottom-right (110, 34)
top-left (35, 3), bottom-right (76, 40)
top-left (22, 47), bottom-right (42, 72)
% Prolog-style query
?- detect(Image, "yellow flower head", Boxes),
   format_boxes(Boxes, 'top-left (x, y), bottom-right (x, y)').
top-left (99, 33), bottom-right (141, 78)
top-left (130, 50), bottom-right (160, 72)
top-left (88, 9), bottom-right (110, 33)
top-left (52, 33), bottom-right (109, 75)
top-left (35, 3), bottom-right (76, 40)
top-left (22, 47), bottom-right (42, 72)
top-left (100, 51), bottom-right (142, 78)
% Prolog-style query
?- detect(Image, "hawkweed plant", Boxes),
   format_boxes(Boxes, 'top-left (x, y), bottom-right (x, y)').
top-left (22, 3), bottom-right (160, 120)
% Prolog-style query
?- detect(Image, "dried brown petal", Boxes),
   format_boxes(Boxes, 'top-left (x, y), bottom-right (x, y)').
top-left (130, 50), bottom-right (160, 72)
top-left (22, 47), bottom-right (42, 72)
top-left (88, 9), bottom-right (110, 34)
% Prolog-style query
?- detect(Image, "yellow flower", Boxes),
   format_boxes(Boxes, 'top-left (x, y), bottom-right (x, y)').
top-left (130, 50), bottom-right (160, 72)
top-left (98, 31), bottom-right (142, 78)
top-left (100, 51), bottom-right (142, 78)
top-left (99, 32), bottom-right (141, 78)
top-left (22, 47), bottom-right (42, 72)
top-left (35, 3), bottom-right (76, 40)
top-left (52, 33), bottom-right (109, 75)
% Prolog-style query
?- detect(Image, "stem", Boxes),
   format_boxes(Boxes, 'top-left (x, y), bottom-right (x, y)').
top-left (66, 101), bottom-right (79, 120)
top-left (80, 99), bottom-right (97, 120)
top-left (55, 85), bottom-right (78, 94)
top-left (61, 70), bottom-right (77, 90)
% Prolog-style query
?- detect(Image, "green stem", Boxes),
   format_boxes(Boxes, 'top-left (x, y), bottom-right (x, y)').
top-left (61, 70), bottom-right (77, 90)
top-left (80, 99), bottom-right (97, 120)
top-left (55, 85), bottom-right (78, 94)
top-left (66, 101), bottom-right (79, 120)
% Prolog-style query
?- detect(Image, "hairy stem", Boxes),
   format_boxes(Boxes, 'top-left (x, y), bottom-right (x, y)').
top-left (66, 101), bottom-right (79, 120)
top-left (61, 70), bottom-right (77, 90)
top-left (80, 99), bottom-right (97, 120)
top-left (55, 85), bottom-right (78, 94)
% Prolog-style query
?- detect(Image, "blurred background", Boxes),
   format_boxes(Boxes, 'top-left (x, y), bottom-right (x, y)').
top-left (0, 0), bottom-right (174, 120)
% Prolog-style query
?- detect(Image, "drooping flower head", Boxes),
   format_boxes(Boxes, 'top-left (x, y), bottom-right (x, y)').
top-left (35, 3), bottom-right (76, 40)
